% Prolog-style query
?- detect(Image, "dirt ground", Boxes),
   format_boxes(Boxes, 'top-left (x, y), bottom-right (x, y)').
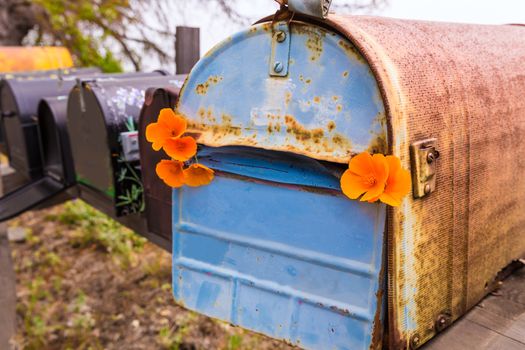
top-left (8, 200), bottom-right (296, 350)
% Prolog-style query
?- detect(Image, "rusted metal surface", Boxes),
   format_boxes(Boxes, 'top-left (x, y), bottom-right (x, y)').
top-left (321, 14), bottom-right (525, 348)
top-left (0, 46), bottom-right (73, 72)
top-left (177, 21), bottom-right (387, 164)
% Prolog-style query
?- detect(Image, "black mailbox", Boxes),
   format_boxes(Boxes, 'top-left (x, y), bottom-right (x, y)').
top-left (0, 95), bottom-right (74, 221)
top-left (66, 74), bottom-right (184, 236)
top-left (0, 70), bottom-right (167, 222)
top-left (0, 68), bottom-right (102, 181)
top-left (138, 85), bottom-right (183, 250)
top-left (0, 67), bottom-right (100, 154)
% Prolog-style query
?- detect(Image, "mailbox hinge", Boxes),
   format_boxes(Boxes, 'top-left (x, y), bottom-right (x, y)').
top-left (269, 21), bottom-right (291, 77)
top-left (410, 138), bottom-right (440, 198)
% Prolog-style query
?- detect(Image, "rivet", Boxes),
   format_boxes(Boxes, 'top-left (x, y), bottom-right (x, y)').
top-left (274, 61), bottom-right (284, 73)
top-left (275, 30), bottom-right (286, 42)
top-left (424, 184), bottom-right (431, 194)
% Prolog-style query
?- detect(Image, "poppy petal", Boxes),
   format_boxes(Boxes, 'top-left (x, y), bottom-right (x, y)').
top-left (360, 182), bottom-right (386, 202)
top-left (156, 160), bottom-right (185, 188)
top-left (158, 108), bottom-right (187, 138)
top-left (371, 153), bottom-right (389, 184)
top-left (146, 122), bottom-right (170, 151)
top-left (348, 152), bottom-right (374, 176)
top-left (340, 169), bottom-right (369, 199)
top-left (183, 164), bottom-right (215, 187)
top-left (379, 192), bottom-right (402, 207)
top-left (163, 136), bottom-right (197, 161)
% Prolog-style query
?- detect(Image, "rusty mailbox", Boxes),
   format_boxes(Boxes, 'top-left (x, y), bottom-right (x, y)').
top-left (138, 85), bottom-right (185, 250)
top-left (66, 73), bottom-right (185, 238)
top-left (166, 7), bottom-right (525, 350)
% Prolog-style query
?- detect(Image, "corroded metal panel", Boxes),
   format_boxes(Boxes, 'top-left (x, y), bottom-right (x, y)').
top-left (323, 15), bottom-right (525, 348)
top-left (176, 21), bottom-right (387, 164)
top-left (172, 173), bottom-right (386, 350)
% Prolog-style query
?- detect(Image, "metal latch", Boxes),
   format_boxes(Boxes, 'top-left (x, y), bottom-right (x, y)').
top-left (269, 21), bottom-right (291, 77)
top-left (410, 138), bottom-right (440, 198)
top-left (287, 0), bottom-right (333, 18)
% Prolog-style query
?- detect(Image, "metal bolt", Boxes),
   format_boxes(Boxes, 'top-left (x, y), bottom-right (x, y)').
top-left (410, 334), bottom-right (421, 349)
top-left (275, 30), bottom-right (286, 42)
top-left (274, 61), bottom-right (284, 73)
top-left (424, 184), bottom-right (431, 194)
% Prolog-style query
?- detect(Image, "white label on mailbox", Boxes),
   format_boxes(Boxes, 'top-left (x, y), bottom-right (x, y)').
top-left (120, 131), bottom-right (140, 162)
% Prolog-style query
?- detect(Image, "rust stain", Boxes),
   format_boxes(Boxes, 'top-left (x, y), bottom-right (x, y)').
top-left (343, 71), bottom-right (349, 78)
top-left (195, 75), bottom-right (223, 95)
top-left (294, 25), bottom-right (325, 62)
top-left (181, 108), bottom-right (356, 163)
top-left (313, 96), bottom-right (321, 104)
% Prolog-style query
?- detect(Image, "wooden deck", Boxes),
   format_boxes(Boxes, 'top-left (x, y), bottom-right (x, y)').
top-left (425, 264), bottom-right (525, 350)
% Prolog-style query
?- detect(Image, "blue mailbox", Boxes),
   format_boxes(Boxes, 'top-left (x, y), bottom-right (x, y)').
top-left (171, 15), bottom-right (387, 350)
top-left (166, 6), bottom-right (525, 350)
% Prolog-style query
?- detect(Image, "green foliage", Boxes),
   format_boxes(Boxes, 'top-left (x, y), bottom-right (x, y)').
top-left (47, 200), bottom-right (146, 267)
top-left (31, 0), bottom-right (125, 72)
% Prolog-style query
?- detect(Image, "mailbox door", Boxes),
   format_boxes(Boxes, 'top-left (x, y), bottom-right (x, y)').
top-left (171, 20), bottom-right (388, 350)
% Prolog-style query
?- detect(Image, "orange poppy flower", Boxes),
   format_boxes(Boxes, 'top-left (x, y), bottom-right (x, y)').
top-left (156, 160), bottom-right (185, 188)
top-left (378, 156), bottom-right (411, 207)
top-left (163, 136), bottom-right (198, 161)
top-left (146, 108), bottom-right (187, 151)
top-left (340, 152), bottom-right (389, 202)
top-left (183, 164), bottom-right (215, 187)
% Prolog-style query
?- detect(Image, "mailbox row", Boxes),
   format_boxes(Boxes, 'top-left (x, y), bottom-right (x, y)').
top-left (0, 69), bottom-right (184, 251)
top-left (1, 10), bottom-right (525, 350)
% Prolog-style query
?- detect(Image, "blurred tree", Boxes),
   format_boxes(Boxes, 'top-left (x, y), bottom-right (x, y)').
top-left (0, 0), bottom-right (386, 72)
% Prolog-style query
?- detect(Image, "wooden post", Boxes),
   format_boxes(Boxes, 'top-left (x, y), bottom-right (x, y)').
top-left (0, 164), bottom-right (16, 349)
top-left (175, 26), bottom-right (200, 75)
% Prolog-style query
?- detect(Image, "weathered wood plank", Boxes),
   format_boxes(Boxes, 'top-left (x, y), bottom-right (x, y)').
top-left (175, 26), bottom-right (200, 75)
top-left (424, 317), bottom-right (525, 350)
top-left (424, 265), bottom-right (525, 349)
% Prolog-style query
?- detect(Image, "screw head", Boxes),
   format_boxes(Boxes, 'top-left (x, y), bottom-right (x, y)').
top-left (427, 151), bottom-right (435, 164)
top-left (275, 30), bottom-right (286, 42)
top-left (424, 184), bottom-right (431, 194)
top-left (274, 61), bottom-right (284, 73)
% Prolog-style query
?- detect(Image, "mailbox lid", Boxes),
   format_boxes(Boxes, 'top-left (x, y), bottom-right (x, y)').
top-left (176, 20), bottom-right (387, 164)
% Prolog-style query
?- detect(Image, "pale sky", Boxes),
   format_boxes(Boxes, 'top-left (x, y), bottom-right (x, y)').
top-left (143, 0), bottom-right (525, 72)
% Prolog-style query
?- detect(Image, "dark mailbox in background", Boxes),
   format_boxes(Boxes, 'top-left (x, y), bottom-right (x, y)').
top-left (0, 68), bottom-right (101, 181)
top-left (138, 85), bottom-right (184, 250)
top-left (66, 73), bottom-right (185, 245)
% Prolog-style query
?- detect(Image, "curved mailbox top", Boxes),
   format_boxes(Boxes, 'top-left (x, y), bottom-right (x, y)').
top-left (177, 20), bottom-right (386, 164)
top-left (0, 67), bottom-right (101, 81)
